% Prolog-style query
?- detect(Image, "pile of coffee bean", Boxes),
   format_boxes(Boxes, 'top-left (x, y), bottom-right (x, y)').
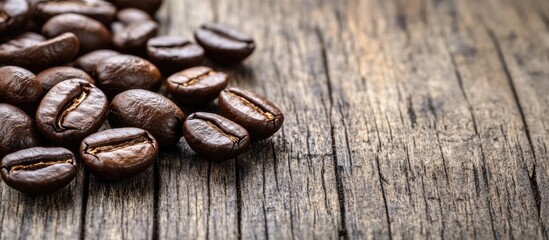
top-left (0, 0), bottom-right (284, 195)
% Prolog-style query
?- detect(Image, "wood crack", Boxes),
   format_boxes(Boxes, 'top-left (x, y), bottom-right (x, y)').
top-left (261, 160), bottom-right (269, 240)
top-left (206, 162), bottom-right (212, 240)
top-left (315, 26), bottom-right (348, 239)
top-left (79, 169), bottom-right (89, 240)
top-left (270, 142), bottom-right (280, 191)
top-left (153, 155), bottom-right (160, 240)
top-left (235, 158), bottom-right (243, 240)
top-left (376, 156), bottom-right (393, 240)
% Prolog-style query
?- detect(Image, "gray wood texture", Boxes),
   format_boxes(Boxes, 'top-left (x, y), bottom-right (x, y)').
top-left (1, 0), bottom-right (549, 239)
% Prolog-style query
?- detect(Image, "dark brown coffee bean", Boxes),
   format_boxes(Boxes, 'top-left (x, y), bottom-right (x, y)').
top-left (0, 0), bottom-right (30, 35)
top-left (80, 127), bottom-right (158, 181)
top-left (0, 32), bottom-right (80, 71)
top-left (36, 79), bottom-right (108, 147)
top-left (0, 147), bottom-right (77, 195)
top-left (0, 104), bottom-right (39, 158)
top-left (94, 54), bottom-right (161, 98)
top-left (34, 0), bottom-right (116, 26)
top-left (166, 66), bottom-right (227, 106)
top-left (42, 13), bottom-right (111, 54)
top-left (116, 8), bottom-right (151, 25)
top-left (183, 112), bottom-right (250, 161)
top-left (194, 23), bottom-right (255, 65)
top-left (74, 49), bottom-right (120, 75)
top-left (37, 66), bottom-right (95, 92)
top-left (108, 89), bottom-right (185, 147)
top-left (219, 88), bottom-right (284, 140)
top-left (0, 66), bottom-right (43, 112)
top-left (111, 0), bottom-right (163, 15)
top-left (113, 20), bottom-right (158, 53)
top-left (147, 36), bottom-right (204, 73)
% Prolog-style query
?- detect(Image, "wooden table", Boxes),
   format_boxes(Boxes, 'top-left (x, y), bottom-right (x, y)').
top-left (2, 0), bottom-right (549, 239)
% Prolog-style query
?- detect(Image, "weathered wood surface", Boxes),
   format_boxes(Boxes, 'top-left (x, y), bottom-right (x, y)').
top-left (1, 0), bottom-right (549, 239)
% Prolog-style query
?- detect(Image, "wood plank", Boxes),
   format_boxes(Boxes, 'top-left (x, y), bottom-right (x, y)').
top-left (157, 0), bottom-right (342, 239)
top-left (318, 0), bottom-right (491, 238)
top-left (472, 0), bottom-right (549, 236)
top-left (0, 169), bottom-right (84, 239)
top-left (313, 0), bottom-right (545, 238)
top-left (431, 0), bottom-right (542, 237)
top-left (224, 0), bottom-right (343, 238)
top-left (156, 1), bottom-right (240, 239)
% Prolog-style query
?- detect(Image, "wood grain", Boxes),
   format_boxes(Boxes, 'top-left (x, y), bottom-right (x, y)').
top-left (1, 0), bottom-right (548, 239)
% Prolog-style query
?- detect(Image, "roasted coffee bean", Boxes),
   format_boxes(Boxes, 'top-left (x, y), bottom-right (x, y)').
top-left (219, 88), bottom-right (284, 140)
top-left (94, 54), bottom-right (161, 98)
top-left (113, 20), bottom-right (158, 53)
top-left (0, 66), bottom-right (43, 112)
top-left (116, 8), bottom-right (151, 25)
top-left (147, 36), bottom-right (204, 73)
top-left (108, 89), bottom-right (185, 147)
top-left (166, 66), bottom-right (227, 106)
top-left (0, 0), bottom-right (30, 35)
top-left (74, 49), bottom-right (120, 75)
top-left (111, 0), bottom-right (163, 15)
top-left (34, 0), bottom-right (116, 26)
top-left (183, 112), bottom-right (250, 160)
top-left (36, 79), bottom-right (108, 147)
top-left (0, 147), bottom-right (77, 195)
top-left (194, 23), bottom-right (255, 65)
top-left (0, 32), bottom-right (80, 71)
top-left (42, 13), bottom-right (111, 53)
top-left (111, 8), bottom-right (152, 35)
top-left (80, 128), bottom-right (158, 181)
top-left (0, 104), bottom-right (39, 158)
top-left (37, 66), bottom-right (95, 92)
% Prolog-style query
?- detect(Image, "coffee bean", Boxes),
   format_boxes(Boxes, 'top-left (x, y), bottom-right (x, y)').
top-left (0, 66), bottom-right (43, 112)
top-left (42, 13), bottom-right (111, 54)
top-left (108, 89), bottom-right (185, 147)
top-left (94, 54), bottom-right (161, 98)
top-left (80, 127), bottom-right (158, 181)
top-left (147, 36), bottom-right (204, 73)
top-left (111, 0), bottom-right (163, 15)
top-left (116, 8), bottom-right (152, 25)
top-left (0, 0), bottom-right (30, 35)
top-left (0, 104), bottom-right (39, 158)
top-left (74, 49), bottom-right (120, 75)
top-left (183, 112), bottom-right (250, 160)
top-left (36, 79), bottom-right (108, 148)
top-left (37, 66), bottom-right (95, 92)
top-left (113, 20), bottom-right (158, 54)
top-left (0, 32), bottom-right (80, 71)
top-left (34, 0), bottom-right (116, 26)
top-left (219, 87), bottom-right (284, 140)
top-left (166, 66), bottom-right (227, 106)
top-left (194, 22), bottom-right (255, 65)
top-left (0, 147), bottom-right (77, 195)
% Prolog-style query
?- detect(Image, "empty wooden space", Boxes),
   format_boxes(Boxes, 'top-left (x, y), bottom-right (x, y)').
top-left (1, 0), bottom-right (549, 239)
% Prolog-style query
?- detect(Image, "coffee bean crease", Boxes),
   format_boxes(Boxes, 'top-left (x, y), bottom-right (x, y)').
top-left (55, 84), bottom-right (90, 131)
top-left (9, 159), bottom-right (72, 173)
top-left (85, 135), bottom-right (152, 155)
